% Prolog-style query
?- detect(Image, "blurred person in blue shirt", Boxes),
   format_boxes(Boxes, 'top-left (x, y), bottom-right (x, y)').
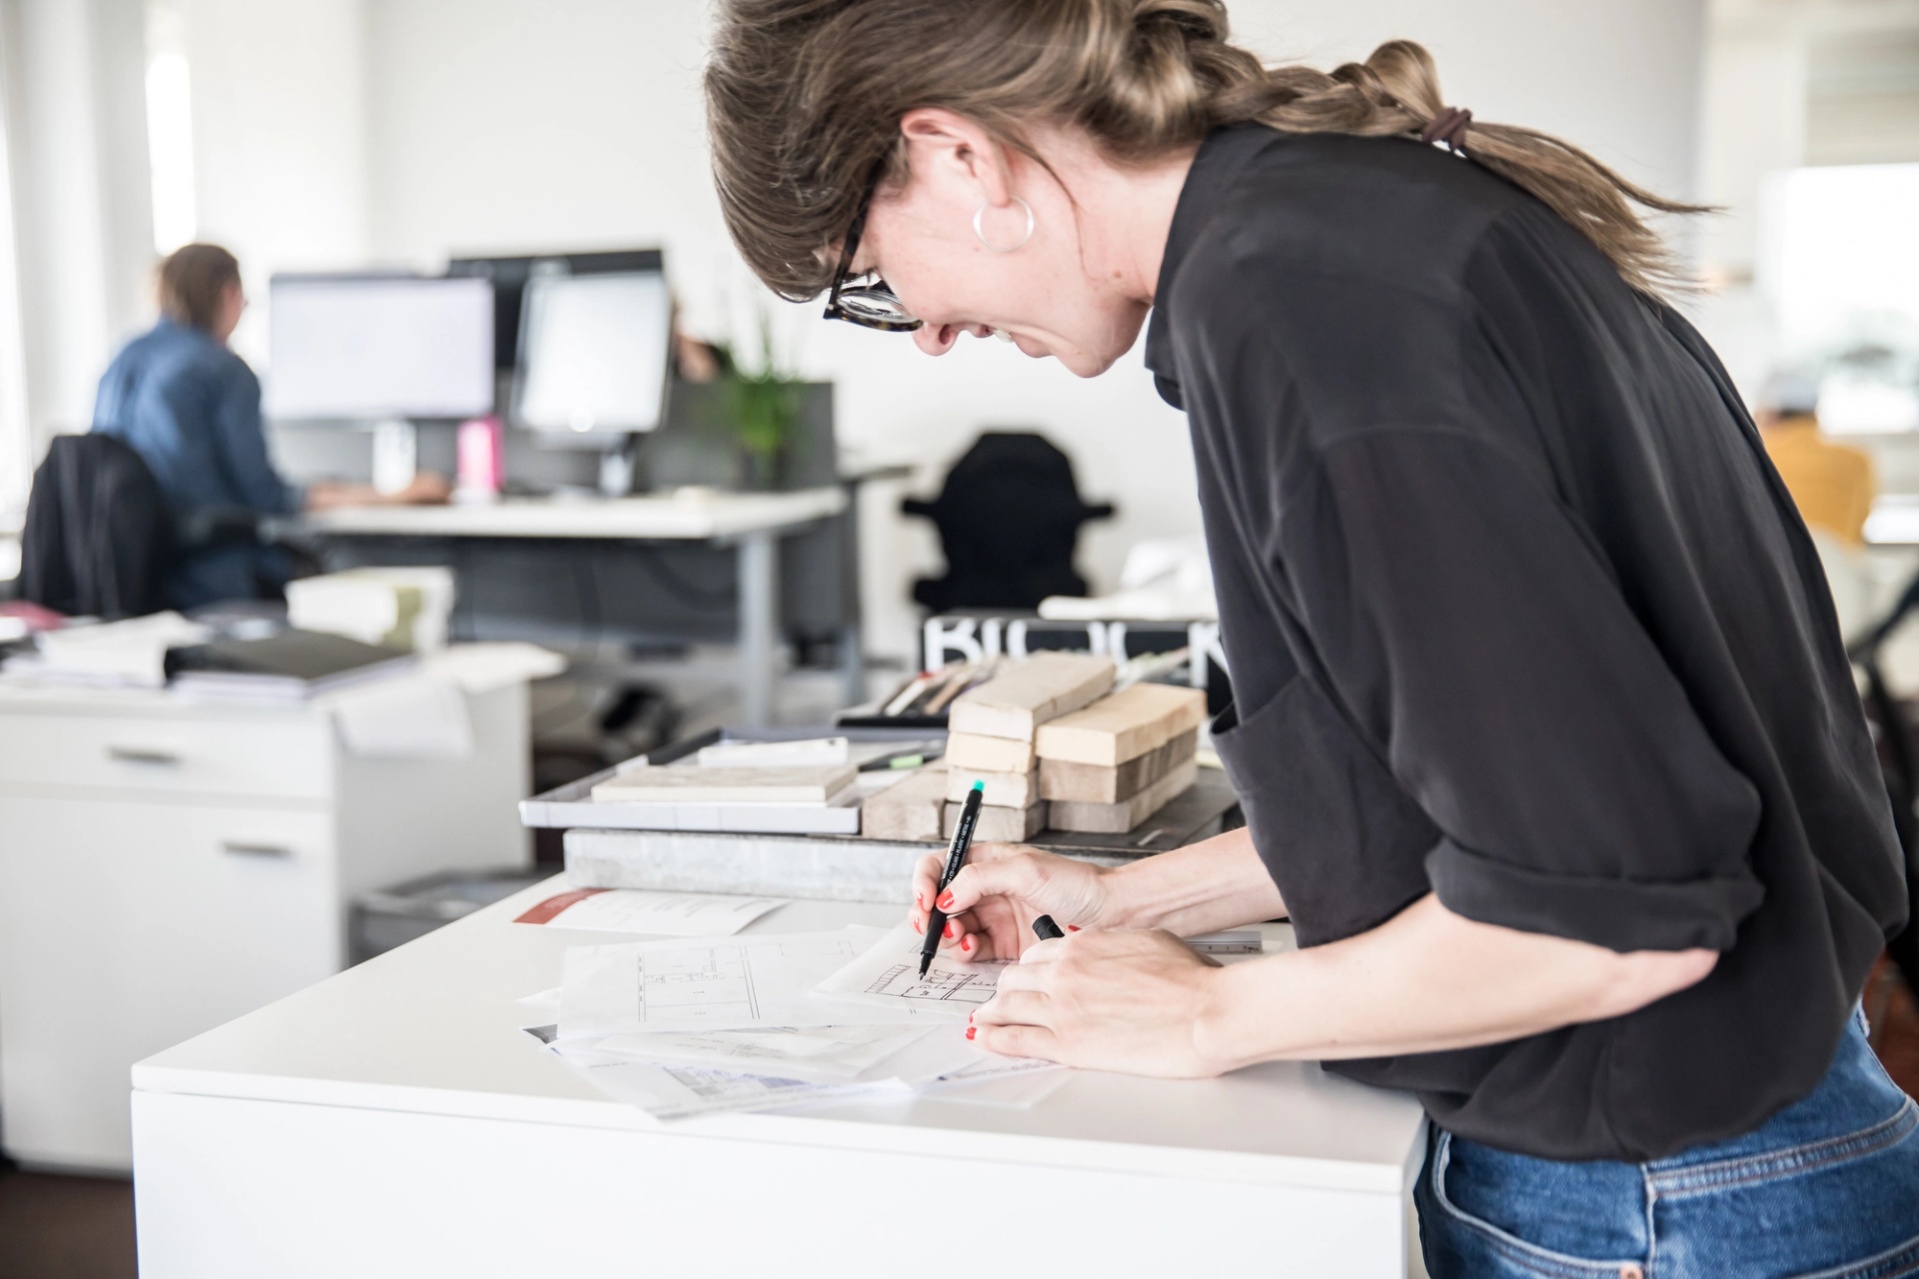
top-left (92, 243), bottom-right (448, 609)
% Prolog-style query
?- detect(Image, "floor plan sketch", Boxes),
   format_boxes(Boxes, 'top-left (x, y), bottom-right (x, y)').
top-left (558, 927), bottom-right (939, 1041)
top-left (551, 1042), bottom-right (877, 1118)
top-left (863, 963), bottom-right (998, 1005)
top-left (813, 924), bottom-right (1011, 1019)
top-left (635, 944), bottom-right (758, 1025)
top-left (591, 1024), bottom-right (935, 1083)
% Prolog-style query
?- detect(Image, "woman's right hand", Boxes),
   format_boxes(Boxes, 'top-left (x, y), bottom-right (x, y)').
top-left (906, 843), bottom-right (1119, 962)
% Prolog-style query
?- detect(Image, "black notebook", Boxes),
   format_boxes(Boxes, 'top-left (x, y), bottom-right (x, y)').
top-left (164, 629), bottom-right (417, 700)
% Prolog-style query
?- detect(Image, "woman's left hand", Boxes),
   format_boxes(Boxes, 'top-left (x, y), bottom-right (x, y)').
top-left (969, 929), bottom-right (1230, 1078)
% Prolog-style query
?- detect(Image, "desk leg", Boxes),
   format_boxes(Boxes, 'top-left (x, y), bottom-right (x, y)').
top-left (738, 531), bottom-right (778, 726)
top-left (839, 623), bottom-right (865, 707)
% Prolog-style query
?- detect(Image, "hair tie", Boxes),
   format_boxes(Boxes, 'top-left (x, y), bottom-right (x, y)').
top-left (1421, 106), bottom-right (1473, 152)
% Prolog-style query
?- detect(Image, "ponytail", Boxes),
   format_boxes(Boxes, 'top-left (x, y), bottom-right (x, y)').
top-left (1206, 33), bottom-right (1706, 295)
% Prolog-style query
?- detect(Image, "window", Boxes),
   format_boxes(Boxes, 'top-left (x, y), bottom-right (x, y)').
top-left (144, 1), bottom-right (195, 255)
top-left (1761, 164), bottom-right (1919, 433)
top-left (0, 35), bottom-right (30, 532)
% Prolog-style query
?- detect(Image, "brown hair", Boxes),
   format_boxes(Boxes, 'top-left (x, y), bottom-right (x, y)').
top-left (157, 243), bottom-right (241, 331)
top-left (706, 0), bottom-right (1705, 301)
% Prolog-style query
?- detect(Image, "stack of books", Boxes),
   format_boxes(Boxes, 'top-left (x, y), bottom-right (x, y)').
top-left (163, 629), bottom-right (416, 702)
top-left (581, 739), bottom-right (863, 836)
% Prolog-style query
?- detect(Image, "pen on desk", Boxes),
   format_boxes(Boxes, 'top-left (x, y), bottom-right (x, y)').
top-left (1031, 915), bottom-right (1065, 941)
top-left (920, 780), bottom-right (984, 978)
top-left (857, 745), bottom-right (943, 772)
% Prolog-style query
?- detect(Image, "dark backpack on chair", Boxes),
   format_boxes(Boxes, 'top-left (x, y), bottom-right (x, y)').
top-left (19, 434), bottom-right (175, 619)
top-left (903, 431), bottom-right (1114, 613)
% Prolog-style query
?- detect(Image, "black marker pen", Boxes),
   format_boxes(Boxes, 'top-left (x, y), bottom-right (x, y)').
top-left (919, 780), bottom-right (984, 978)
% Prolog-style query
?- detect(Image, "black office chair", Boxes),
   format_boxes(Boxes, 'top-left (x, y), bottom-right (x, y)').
top-left (19, 435), bottom-right (175, 618)
top-left (19, 434), bottom-right (271, 618)
top-left (902, 431), bottom-right (1114, 613)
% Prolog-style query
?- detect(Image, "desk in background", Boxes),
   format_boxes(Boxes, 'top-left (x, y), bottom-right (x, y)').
top-left (1866, 495), bottom-right (1919, 546)
top-left (0, 654), bottom-right (540, 1171)
top-left (299, 487), bottom-right (847, 725)
top-left (132, 877), bottom-right (1427, 1278)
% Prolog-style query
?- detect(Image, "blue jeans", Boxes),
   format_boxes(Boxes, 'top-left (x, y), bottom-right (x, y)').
top-left (1417, 1013), bottom-right (1919, 1278)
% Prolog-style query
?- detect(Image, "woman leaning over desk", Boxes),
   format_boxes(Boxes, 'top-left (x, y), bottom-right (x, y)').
top-left (706, 3), bottom-right (1919, 1274)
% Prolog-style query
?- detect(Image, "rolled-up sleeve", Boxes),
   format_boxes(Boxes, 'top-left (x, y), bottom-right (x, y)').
top-left (1288, 427), bottom-right (1765, 953)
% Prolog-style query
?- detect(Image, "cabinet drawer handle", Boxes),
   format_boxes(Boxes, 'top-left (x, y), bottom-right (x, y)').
top-left (221, 841), bottom-right (293, 859)
top-left (108, 746), bottom-right (183, 766)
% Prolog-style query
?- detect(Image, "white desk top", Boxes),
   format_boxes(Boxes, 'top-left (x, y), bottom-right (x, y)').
top-left (1867, 495), bottom-right (1919, 546)
top-left (134, 877), bottom-right (1427, 1194)
top-left (298, 487), bottom-right (846, 540)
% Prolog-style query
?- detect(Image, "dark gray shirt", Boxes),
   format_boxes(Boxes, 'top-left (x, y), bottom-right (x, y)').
top-left (1146, 125), bottom-right (1908, 1161)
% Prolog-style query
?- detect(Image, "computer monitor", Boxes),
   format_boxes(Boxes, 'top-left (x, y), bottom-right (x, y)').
top-left (512, 270), bottom-right (672, 440)
top-left (264, 274), bottom-right (495, 421)
top-left (447, 250), bottom-right (664, 370)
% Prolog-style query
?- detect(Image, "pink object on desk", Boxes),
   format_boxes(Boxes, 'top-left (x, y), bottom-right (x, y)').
top-left (456, 415), bottom-right (503, 499)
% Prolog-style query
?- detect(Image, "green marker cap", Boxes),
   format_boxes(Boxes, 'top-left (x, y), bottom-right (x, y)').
top-left (971, 779), bottom-right (985, 792)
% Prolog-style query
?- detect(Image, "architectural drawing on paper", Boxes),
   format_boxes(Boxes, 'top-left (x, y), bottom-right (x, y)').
top-left (636, 945), bottom-right (756, 1024)
top-left (632, 935), bottom-right (870, 1026)
top-left (662, 1065), bottom-right (816, 1101)
top-left (864, 962), bottom-right (999, 1005)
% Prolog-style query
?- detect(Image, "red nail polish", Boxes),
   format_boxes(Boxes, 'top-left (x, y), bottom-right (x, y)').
top-left (1067, 925), bottom-right (1080, 932)
top-left (943, 921), bottom-right (956, 939)
top-left (965, 1026), bottom-right (976, 1041)
top-left (937, 892), bottom-right (955, 911)
top-left (960, 936), bottom-right (972, 952)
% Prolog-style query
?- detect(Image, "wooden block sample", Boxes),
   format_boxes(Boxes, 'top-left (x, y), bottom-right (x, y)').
top-left (594, 764), bottom-right (855, 804)
top-left (858, 764), bottom-right (948, 842)
top-left (945, 767), bottom-right (1041, 809)
top-left (946, 733), bottom-right (1036, 775)
top-left (1039, 730), bottom-right (1197, 804)
top-left (1047, 760), bottom-right (1198, 834)
top-left (1034, 683), bottom-right (1207, 767)
top-left (947, 653), bottom-right (1116, 741)
top-left (943, 799), bottom-right (1047, 843)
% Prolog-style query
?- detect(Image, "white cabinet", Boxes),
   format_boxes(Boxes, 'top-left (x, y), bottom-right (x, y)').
top-left (0, 683), bottom-right (531, 1171)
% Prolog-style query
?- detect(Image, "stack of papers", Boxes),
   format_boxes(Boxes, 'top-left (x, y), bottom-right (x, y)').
top-left (286, 566), bottom-right (456, 652)
top-left (513, 888), bottom-right (787, 935)
top-left (164, 629), bottom-right (418, 703)
top-left (1, 612), bottom-right (210, 688)
top-left (581, 761), bottom-right (865, 836)
top-left (693, 737), bottom-right (850, 768)
top-left (535, 924), bottom-right (1068, 1119)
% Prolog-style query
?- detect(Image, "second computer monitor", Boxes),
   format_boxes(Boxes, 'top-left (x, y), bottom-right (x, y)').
top-left (512, 269), bottom-right (672, 439)
top-left (265, 274), bottom-right (495, 421)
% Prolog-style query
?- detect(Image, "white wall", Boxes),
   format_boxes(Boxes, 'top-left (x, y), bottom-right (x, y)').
top-left (353, 0), bottom-right (1707, 662)
top-left (179, 0), bottom-right (371, 366)
top-left (1, 0), bottom-right (153, 443)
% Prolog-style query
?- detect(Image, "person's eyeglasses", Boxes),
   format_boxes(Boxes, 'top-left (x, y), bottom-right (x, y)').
top-left (822, 189), bottom-right (921, 333)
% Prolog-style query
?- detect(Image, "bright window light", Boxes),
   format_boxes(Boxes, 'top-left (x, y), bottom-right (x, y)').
top-left (1763, 164), bottom-right (1919, 433)
top-left (145, 4), bottom-right (195, 255)
top-left (0, 55), bottom-right (29, 523)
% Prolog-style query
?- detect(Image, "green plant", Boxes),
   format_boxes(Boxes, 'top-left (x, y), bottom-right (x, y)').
top-left (720, 308), bottom-right (802, 489)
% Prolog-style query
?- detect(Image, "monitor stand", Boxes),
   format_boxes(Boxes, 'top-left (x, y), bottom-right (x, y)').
top-left (371, 419), bottom-right (418, 494)
top-left (598, 440), bottom-right (636, 498)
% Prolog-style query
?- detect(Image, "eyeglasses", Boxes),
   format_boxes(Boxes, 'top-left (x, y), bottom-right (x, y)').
top-left (822, 186), bottom-right (922, 333)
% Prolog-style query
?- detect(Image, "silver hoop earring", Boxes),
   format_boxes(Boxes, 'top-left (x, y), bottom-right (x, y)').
top-left (973, 197), bottom-right (1035, 253)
